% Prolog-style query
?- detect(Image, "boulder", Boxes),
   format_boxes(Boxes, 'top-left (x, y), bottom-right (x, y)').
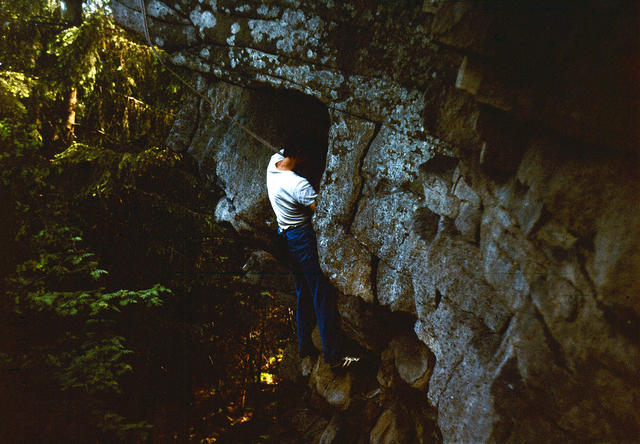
top-left (388, 333), bottom-right (434, 390)
top-left (369, 406), bottom-right (412, 444)
top-left (309, 357), bottom-right (353, 410)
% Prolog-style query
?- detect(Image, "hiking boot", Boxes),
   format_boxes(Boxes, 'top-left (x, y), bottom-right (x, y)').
top-left (329, 354), bottom-right (361, 370)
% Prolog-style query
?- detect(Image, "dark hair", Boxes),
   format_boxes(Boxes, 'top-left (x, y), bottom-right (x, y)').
top-left (282, 145), bottom-right (304, 158)
top-left (283, 129), bottom-right (317, 158)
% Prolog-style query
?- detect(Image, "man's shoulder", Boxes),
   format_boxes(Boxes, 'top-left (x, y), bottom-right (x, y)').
top-left (271, 150), bottom-right (284, 162)
top-left (267, 152), bottom-right (285, 173)
top-left (272, 172), bottom-right (309, 194)
top-left (291, 173), bottom-right (311, 187)
top-left (293, 175), bottom-right (316, 198)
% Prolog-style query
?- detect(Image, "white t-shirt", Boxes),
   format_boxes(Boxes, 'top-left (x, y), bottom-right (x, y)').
top-left (266, 150), bottom-right (317, 230)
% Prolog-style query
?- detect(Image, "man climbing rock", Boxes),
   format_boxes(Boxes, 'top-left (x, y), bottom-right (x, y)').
top-left (266, 134), bottom-right (359, 370)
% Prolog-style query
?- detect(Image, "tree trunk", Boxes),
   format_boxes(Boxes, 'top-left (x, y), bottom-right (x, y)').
top-left (61, 0), bottom-right (82, 145)
top-left (64, 87), bottom-right (77, 144)
top-left (62, 0), bottom-right (83, 25)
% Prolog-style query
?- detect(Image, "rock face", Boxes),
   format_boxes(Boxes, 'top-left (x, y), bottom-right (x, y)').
top-left (114, 1), bottom-right (639, 442)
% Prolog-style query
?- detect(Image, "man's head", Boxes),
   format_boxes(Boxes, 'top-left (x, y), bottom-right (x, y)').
top-left (282, 130), bottom-right (316, 169)
top-left (282, 145), bottom-right (307, 160)
top-left (283, 130), bottom-right (311, 157)
top-left (282, 129), bottom-right (325, 186)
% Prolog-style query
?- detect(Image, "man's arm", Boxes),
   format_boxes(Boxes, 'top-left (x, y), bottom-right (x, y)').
top-left (295, 179), bottom-right (317, 213)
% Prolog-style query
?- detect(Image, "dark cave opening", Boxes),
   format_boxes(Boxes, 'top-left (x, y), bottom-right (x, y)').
top-left (250, 87), bottom-right (330, 191)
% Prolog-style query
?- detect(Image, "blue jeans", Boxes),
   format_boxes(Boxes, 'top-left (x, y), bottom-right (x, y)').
top-left (279, 223), bottom-right (341, 363)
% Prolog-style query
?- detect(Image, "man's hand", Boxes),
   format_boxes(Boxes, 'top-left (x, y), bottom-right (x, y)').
top-left (309, 202), bottom-right (316, 212)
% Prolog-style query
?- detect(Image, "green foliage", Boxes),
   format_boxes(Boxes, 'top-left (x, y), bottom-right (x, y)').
top-left (76, 20), bottom-right (184, 149)
top-left (47, 14), bottom-right (113, 91)
top-left (53, 336), bottom-right (133, 393)
top-left (0, 0), bottom-right (197, 438)
top-left (0, 119), bottom-right (42, 159)
top-left (0, 2), bottom-right (293, 442)
top-left (98, 412), bottom-right (154, 441)
top-left (12, 223), bottom-right (168, 318)
top-left (0, 72), bottom-right (37, 118)
top-left (0, 119), bottom-right (49, 258)
top-left (1, 119), bottom-right (170, 441)
top-left (0, 1), bottom-right (183, 152)
top-left (0, 0), bottom-right (62, 73)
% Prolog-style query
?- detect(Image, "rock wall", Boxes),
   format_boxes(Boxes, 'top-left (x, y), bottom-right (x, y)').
top-left (113, 1), bottom-right (639, 442)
